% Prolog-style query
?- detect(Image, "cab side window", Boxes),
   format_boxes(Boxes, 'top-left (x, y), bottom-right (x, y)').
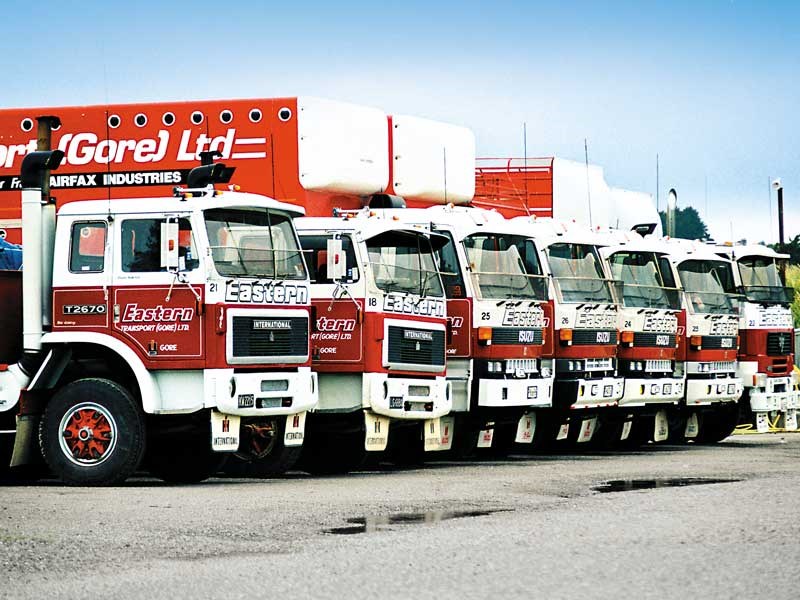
top-left (298, 234), bottom-right (359, 283)
top-left (69, 221), bottom-right (107, 273)
top-left (434, 233), bottom-right (466, 298)
top-left (121, 218), bottom-right (197, 273)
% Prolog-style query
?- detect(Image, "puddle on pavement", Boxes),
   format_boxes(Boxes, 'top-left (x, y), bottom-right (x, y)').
top-left (325, 509), bottom-right (510, 535)
top-left (594, 477), bottom-right (741, 493)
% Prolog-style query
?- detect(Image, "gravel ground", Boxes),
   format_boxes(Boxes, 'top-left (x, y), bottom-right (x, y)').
top-left (1, 435), bottom-right (799, 599)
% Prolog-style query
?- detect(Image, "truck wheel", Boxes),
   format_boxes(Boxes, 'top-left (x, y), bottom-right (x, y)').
top-left (225, 418), bottom-right (302, 477)
top-left (587, 415), bottom-right (625, 449)
top-left (39, 378), bottom-right (145, 486)
top-left (620, 415), bottom-right (653, 449)
top-left (447, 414), bottom-right (479, 459)
top-left (299, 430), bottom-right (366, 475)
top-left (385, 423), bottom-right (426, 466)
top-left (476, 422), bottom-right (516, 458)
top-left (697, 402), bottom-right (739, 443)
top-left (523, 411), bottom-right (562, 451)
top-left (146, 430), bottom-right (228, 484)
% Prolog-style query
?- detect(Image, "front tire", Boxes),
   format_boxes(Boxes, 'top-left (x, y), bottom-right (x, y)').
top-left (146, 424), bottom-right (228, 484)
top-left (697, 402), bottom-right (740, 443)
top-left (225, 418), bottom-right (302, 478)
top-left (39, 378), bottom-right (145, 486)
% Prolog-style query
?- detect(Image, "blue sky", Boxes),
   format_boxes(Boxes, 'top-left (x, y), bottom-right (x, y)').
top-left (4, 0), bottom-right (798, 242)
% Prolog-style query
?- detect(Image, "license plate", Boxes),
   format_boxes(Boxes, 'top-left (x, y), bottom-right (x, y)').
top-left (527, 386), bottom-right (538, 400)
top-left (389, 396), bottom-right (404, 410)
top-left (727, 384), bottom-right (736, 395)
top-left (603, 385), bottom-right (613, 398)
top-left (664, 383), bottom-right (672, 394)
top-left (237, 394), bottom-right (255, 409)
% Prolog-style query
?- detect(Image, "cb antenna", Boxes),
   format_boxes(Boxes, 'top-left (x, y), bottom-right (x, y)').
top-left (522, 122), bottom-right (530, 217)
top-left (443, 147), bottom-right (447, 205)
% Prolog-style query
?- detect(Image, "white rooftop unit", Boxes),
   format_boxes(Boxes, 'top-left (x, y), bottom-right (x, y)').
top-left (297, 96), bottom-right (389, 195)
top-left (391, 114), bottom-right (475, 204)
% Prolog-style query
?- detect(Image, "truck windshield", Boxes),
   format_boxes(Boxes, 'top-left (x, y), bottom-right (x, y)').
top-left (462, 233), bottom-right (545, 300)
top-left (204, 207), bottom-right (307, 280)
top-left (547, 243), bottom-right (616, 303)
top-left (366, 231), bottom-right (444, 297)
top-left (608, 251), bottom-right (681, 309)
top-left (677, 259), bottom-right (739, 314)
top-left (738, 256), bottom-right (794, 304)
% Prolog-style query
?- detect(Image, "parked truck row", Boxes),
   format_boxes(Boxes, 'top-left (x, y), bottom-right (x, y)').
top-left (0, 98), bottom-right (795, 486)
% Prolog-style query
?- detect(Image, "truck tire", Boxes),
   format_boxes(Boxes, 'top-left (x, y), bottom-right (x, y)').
top-left (225, 418), bottom-right (302, 478)
top-left (476, 422), bottom-right (516, 458)
top-left (146, 430), bottom-right (228, 484)
top-left (587, 415), bottom-right (625, 449)
top-left (619, 415), bottom-right (653, 449)
top-left (697, 402), bottom-right (739, 443)
top-left (39, 378), bottom-right (145, 486)
top-left (299, 430), bottom-right (366, 475)
top-left (446, 414), bottom-right (479, 459)
top-left (385, 423), bottom-right (426, 466)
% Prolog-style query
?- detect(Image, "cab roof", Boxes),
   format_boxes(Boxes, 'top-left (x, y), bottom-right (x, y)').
top-left (56, 190), bottom-right (305, 218)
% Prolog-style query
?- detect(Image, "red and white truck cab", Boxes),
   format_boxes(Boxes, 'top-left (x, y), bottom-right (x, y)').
top-left (294, 209), bottom-right (450, 470)
top-left (717, 244), bottom-right (797, 432)
top-left (386, 206), bottom-right (553, 452)
top-left (595, 231), bottom-right (684, 443)
top-left (664, 241), bottom-right (743, 441)
top-left (0, 152), bottom-right (316, 484)
top-left (516, 218), bottom-right (624, 443)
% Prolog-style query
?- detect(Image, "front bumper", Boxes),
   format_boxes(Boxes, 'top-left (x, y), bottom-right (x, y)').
top-left (748, 376), bottom-right (794, 412)
top-left (476, 376), bottom-right (554, 409)
top-left (686, 376), bottom-right (743, 405)
top-left (365, 373), bottom-right (451, 419)
top-left (619, 377), bottom-right (685, 407)
top-left (556, 377), bottom-right (625, 410)
top-left (207, 367), bottom-right (318, 417)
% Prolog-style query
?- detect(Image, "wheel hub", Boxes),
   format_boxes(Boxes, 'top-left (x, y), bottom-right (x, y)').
top-left (59, 403), bottom-right (117, 466)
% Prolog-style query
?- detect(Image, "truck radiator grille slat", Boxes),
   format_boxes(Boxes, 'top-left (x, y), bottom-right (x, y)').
top-left (491, 327), bottom-right (544, 345)
top-left (232, 316), bottom-right (308, 358)
top-left (700, 336), bottom-right (738, 350)
top-left (387, 326), bottom-right (446, 367)
top-left (633, 333), bottom-right (677, 347)
top-left (766, 332), bottom-right (792, 356)
top-left (572, 329), bottom-right (618, 345)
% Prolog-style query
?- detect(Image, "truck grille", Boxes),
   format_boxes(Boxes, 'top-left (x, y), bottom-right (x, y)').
top-left (572, 329), bottom-right (618, 345)
top-left (767, 332), bottom-right (793, 356)
top-left (700, 336), bottom-right (737, 350)
top-left (492, 327), bottom-right (543, 345)
top-left (231, 316), bottom-right (308, 360)
top-left (387, 326), bottom-right (445, 367)
top-left (633, 333), bottom-right (677, 347)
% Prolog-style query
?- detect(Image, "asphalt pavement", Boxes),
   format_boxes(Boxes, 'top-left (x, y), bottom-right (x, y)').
top-left (1, 434), bottom-right (799, 599)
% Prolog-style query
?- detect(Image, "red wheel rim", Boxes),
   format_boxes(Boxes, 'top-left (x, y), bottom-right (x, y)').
top-left (58, 402), bottom-right (118, 466)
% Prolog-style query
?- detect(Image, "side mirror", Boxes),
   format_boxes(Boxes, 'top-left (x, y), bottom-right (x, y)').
top-left (160, 219), bottom-right (179, 270)
top-left (326, 237), bottom-right (346, 281)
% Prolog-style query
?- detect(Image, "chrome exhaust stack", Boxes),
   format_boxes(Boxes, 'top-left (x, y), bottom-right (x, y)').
top-left (0, 150), bottom-right (63, 417)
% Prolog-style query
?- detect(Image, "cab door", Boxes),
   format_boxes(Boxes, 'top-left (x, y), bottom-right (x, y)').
top-left (111, 213), bottom-right (205, 365)
top-left (52, 219), bottom-right (112, 334)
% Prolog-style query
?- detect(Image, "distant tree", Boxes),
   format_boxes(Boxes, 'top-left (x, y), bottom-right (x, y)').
top-left (770, 234), bottom-right (800, 264)
top-left (785, 265), bottom-right (800, 327)
top-left (658, 206), bottom-right (709, 240)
